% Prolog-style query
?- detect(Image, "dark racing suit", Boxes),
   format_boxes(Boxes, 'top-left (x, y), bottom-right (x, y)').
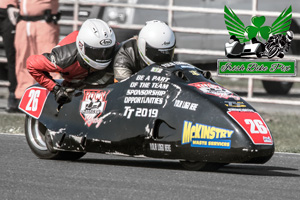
top-left (27, 31), bottom-right (117, 92)
top-left (113, 38), bottom-right (147, 82)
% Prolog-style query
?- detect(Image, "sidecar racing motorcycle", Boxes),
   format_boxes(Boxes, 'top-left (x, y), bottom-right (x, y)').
top-left (19, 62), bottom-right (274, 171)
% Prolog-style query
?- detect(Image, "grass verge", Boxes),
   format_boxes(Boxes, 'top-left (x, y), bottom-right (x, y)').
top-left (0, 113), bottom-right (25, 134)
top-left (0, 112), bottom-right (299, 153)
top-left (260, 112), bottom-right (300, 153)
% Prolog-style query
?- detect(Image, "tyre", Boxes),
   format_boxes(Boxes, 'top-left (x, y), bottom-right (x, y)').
top-left (180, 160), bottom-right (225, 171)
top-left (25, 115), bottom-right (86, 160)
top-left (262, 81), bottom-right (293, 95)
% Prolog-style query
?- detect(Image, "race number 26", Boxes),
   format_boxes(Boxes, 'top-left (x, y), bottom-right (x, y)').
top-left (244, 119), bottom-right (268, 134)
top-left (25, 89), bottom-right (41, 111)
top-left (19, 87), bottom-right (50, 119)
top-left (227, 111), bottom-right (273, 145)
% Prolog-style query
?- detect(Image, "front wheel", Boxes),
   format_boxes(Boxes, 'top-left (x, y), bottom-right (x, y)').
top-left (25, 115), bottom-right (86, 160)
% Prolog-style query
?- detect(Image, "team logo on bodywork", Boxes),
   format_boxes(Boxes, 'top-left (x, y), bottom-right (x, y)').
top-left (182, 121), bottom-right (234, 149)
top-left (80, 89), bottom-right (110, 127)
top-left (189, 82), bottom-right (240, 100)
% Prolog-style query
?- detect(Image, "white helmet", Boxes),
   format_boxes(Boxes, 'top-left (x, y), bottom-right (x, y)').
top-left (76, 19), bottom-right (116, 70)
top-left (137, 20), bottom-right (176, 65)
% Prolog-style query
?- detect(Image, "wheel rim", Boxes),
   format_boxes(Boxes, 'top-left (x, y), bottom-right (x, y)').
top-left (27, 117), bottom-right (47, 151)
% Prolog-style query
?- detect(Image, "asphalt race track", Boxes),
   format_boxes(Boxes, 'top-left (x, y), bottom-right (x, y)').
top-left (1, 134), bottom-right (299, 200)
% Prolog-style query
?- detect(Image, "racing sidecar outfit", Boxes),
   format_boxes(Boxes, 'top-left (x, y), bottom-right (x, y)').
top-left (27, 31), bottom-right (117, 92)
top-left (113, 38), bottom-right (147, 82)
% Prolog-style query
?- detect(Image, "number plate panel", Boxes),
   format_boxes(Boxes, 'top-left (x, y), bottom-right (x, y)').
top-left (19, 87), bottom-right (50, 119)
top-left (227, 111), bottom-right (273, 145)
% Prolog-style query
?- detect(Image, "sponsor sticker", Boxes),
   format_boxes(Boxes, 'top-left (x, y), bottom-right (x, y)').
top-left (224, 101), bottom-right (246, 108)
top-left (151, 67), bottom-right (163, 73)
top-left (19, 87), bottom-right (50, 119)
top-left (80, 89), bottom-right (110, 127)
top-left (149, 143), bottom-right (171, 152)
top-left (174, 99), bottom-right (198, 111)
top-left (227, 111), bottom-right (273, 145)
top-left (189, 70), bottom-right (200, 76)
top-left (189, 82), bottom-right (240, 100)
top-left (182, 121), bottom-right (234, 149)
top-left (161, 61), bottom-right (192, 68)
top-left (78, 40), bottom-right (84, 52)
top-left (100, 39), bottom-right (112, 46)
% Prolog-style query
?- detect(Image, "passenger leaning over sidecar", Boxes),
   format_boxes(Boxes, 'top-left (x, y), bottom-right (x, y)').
top-left (113, 20), bottom-right (176, 82)
top-left (113, 20), bottom-right (214, 82)
top-left (26, 19), bottom-right (120, 104)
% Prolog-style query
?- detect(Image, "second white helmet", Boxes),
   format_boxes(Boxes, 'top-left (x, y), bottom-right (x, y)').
top-left (76, 19), bottom-right (116, 70)
top-left (138, 20), bottom-right (176, 65)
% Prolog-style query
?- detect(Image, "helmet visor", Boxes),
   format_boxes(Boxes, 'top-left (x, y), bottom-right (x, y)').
top-left (145, 43), bottom-right (175, 63)
top-left (84, 43), bottom-right (115, 63)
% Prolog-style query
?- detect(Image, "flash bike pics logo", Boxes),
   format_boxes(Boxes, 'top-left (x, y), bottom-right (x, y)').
top-left (80, 89), bottom-right (110, 127)
top-left (224, 5), bottom-right (293, 59)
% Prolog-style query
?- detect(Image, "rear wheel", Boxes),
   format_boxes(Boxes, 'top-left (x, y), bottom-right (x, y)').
top-left (25, 115), bottom-right (86, 160)
top-left (180, 160), bottom-right (225, 171)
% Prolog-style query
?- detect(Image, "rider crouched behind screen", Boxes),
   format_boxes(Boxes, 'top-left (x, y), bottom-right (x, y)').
top-left (26, 19), bottom-right (120, 105)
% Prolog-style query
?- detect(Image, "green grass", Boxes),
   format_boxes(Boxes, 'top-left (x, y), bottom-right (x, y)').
top-left (0, 112), bottom-right (299, 153)
top-left (260, 112), bottom-right (300, 153)
top-left (0, 113), bottom-right (25, 134)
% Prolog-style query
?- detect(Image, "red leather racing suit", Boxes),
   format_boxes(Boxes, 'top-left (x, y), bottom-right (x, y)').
top-left (27, 31), bottom-right (116, 91)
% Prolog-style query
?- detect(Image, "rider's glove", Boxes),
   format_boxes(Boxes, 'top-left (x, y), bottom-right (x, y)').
top-left (52, 85), bottom-right (73, 104)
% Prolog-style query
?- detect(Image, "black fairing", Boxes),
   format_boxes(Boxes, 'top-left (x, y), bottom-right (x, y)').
top-left (36, 62), bottom-right (274, 164)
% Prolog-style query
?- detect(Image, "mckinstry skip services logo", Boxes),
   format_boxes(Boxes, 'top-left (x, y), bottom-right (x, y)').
top-left (182, 121), bottom-right (234, 149)
top-left (218, 5), bottom-right (296, 76)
